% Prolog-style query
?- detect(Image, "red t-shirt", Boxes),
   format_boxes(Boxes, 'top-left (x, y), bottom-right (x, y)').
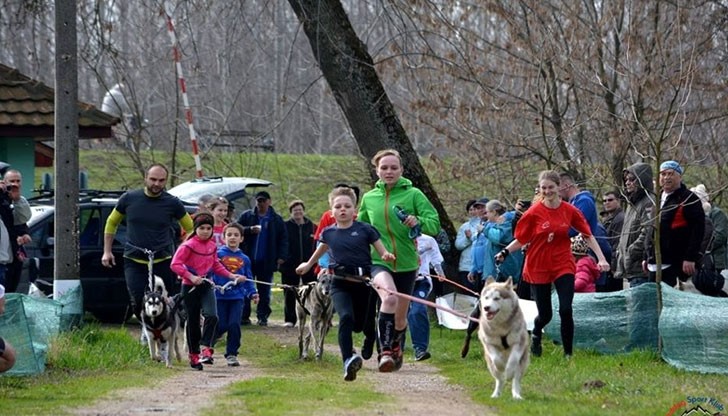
top-left (515, 202), bottom-right (592, 284)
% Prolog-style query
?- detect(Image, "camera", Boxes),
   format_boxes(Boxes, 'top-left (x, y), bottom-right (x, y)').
top-left (516, 199), bottom-right (532, 211)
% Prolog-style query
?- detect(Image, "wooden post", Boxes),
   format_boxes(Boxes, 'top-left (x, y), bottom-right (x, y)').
top-left (54, 0), bottom-right (80, 301)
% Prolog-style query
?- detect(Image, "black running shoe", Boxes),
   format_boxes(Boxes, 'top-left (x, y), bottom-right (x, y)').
top-left (361, 337), bottom-right (375, 360)
top-left (531, 335), bottom-right (542, 357)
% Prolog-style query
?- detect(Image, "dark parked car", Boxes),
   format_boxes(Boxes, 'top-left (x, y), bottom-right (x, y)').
top-left (16, 177), bottom-right (272, 323)
top-left (17, 191), bottom-right (131, 323)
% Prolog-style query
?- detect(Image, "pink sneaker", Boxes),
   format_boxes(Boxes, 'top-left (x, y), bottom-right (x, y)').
top-left (200, 347), bottom-right (214, 365)
top-left (189, 353), bottom-right (203, 370)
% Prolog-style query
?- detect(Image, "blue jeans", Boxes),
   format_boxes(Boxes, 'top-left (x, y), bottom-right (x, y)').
top-left (242, 263), bottom-right (273, 322)
top-left (628, 276), bottom-right (649, 288)
top-left (214, 298), bottom-right (244, 356)
top-left (407, 278), bottom-right (432, 353)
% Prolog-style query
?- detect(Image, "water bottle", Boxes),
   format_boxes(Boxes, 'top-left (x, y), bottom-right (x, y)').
top-left (393, 205), bottom-right (421, 239)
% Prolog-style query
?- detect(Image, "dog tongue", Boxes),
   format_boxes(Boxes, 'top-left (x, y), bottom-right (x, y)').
top-left (486, 311), bottom-right (496, 320)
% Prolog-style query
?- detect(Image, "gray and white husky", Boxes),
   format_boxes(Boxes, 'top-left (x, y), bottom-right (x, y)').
top-left (141, 276), bottom-right (183, 368)
top-left (477, 277), bottom-right (530, 400)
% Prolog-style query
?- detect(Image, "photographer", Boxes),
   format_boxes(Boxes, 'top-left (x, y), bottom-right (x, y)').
top-left (0, 164), bottom-right (26, 289)
top-left (1, 169), bottom-right (31, 292)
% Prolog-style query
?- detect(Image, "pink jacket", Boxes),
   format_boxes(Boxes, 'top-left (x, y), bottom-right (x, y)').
top-left (171, 236), bottom-right (233, 286)
top-left (574, 255), bottom-right (599, 293)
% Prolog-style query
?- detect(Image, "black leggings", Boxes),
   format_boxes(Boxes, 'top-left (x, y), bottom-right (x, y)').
top-left (331, 280), bottom-right (373, 363)
top-left (530, 274), bottom-right (575, 355)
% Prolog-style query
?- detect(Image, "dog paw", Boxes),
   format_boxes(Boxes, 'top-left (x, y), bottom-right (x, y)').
top-left (512, 393), bottom-right (523, 400)
top-left (490, 392), bottom-right (501, 398)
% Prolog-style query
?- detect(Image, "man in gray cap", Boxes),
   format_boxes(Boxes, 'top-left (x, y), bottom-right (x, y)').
top-left (237, 190), bottom-right (288, 326)
top-left (643, 160), bottom-right (705, 287)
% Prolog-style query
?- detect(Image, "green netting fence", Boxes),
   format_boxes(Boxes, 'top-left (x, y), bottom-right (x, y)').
top-left (0, 286), bottom-right (83, 376)
top-left (545, 282), bottom-right (728, 374)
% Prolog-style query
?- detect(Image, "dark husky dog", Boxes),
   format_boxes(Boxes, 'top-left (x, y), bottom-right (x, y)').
top-left (296, 273), bottom-right (334, 360)
top-left (141, 277), bottom-right (183, 368)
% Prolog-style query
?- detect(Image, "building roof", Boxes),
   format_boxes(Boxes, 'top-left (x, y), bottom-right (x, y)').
top-left (0, 63), bottom-right (119, 138)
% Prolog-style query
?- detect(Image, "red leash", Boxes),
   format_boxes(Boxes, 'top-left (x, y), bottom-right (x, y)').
top-left (425, 273), bottom-right (480, 297)
top-left (367, 278), bottom-right (480, 324)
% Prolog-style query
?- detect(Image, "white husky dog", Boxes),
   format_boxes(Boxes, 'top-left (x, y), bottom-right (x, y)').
top-left (477, 277), bottom-right (530, 400)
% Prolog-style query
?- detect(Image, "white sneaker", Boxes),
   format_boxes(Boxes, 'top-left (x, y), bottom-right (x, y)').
top-left (226, 355), bottom-right (240, 367)
top-left (344, 354), bottom-right (363, 381)
top-left (283, 322), bottom-right (294, 328)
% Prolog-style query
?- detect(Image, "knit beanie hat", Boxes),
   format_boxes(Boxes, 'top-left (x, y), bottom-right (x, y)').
top-left (571, 235), bottom-right (589, 256)
top-left (193, 213), bottom-right (214, 230)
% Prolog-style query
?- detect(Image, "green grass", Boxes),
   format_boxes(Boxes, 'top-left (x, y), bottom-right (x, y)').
top-left (0, 324), bottom-right (175, 416)
top-left (37, 150), bottom-right (505, 225)
top-left (206, 324), bottom-right (391, 416)
top-left (430, 327), bottom-right (727, 415)
top-left (1, 290), bottom-right (726, 415)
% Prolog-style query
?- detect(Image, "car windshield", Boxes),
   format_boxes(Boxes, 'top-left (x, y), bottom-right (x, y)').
top-left (168, 177), bottom-right (271, 204)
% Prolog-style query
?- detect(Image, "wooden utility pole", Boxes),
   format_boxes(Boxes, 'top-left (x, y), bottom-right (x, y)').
top-left (54, 0), bottom-right (80, 301)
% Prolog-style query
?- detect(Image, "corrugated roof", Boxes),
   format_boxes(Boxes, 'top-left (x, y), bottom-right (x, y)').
top-left (0, 63), bottom-right (119, 138)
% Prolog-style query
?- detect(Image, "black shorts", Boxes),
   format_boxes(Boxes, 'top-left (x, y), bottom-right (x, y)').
top-left (371, 265), bottom-right (417, 296)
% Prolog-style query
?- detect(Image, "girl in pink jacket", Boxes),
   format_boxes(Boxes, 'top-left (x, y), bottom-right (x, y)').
top-left (171, 213), bottom-right (246, 370)
top-left (572, 235), bottom-right (599, 293)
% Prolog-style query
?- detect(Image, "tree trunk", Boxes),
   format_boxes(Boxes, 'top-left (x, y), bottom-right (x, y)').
top-left (286, 0), bottom-right (455, 244)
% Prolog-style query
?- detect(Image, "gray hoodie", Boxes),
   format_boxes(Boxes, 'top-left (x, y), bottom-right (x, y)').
top-left (615, 163), bottom-right (654, 280)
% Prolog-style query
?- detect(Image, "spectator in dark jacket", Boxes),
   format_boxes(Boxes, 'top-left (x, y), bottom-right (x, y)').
top-left (691, 184), bottom-right (728, 273)
top-left (280, 199), bottom-right (317, 327)
top-left (237, 191), bottom-right (288, 326)
top-left (644, 161), bottom-right (705, 287)
top-left (599, 190), bottom-right (625, 291)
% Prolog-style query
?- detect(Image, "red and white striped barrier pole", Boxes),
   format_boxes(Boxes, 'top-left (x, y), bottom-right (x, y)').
top-left (162, 3), bottom-right (204, 179)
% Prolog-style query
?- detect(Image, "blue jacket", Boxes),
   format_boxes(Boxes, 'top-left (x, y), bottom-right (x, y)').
top-left (213, 246), bottom-right (257, 301)
top-left (569, 191), bottom-right (612, 263)
top-left (482, 213), bottom-right (523, 283)
top-left (237, 206), bottom-right (288, 276)
top-left (455, 217), bottom-right (481, 272)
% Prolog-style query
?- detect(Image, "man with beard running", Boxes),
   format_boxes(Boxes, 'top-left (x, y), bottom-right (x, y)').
top-left (101, 164), bottom-right (193, 321)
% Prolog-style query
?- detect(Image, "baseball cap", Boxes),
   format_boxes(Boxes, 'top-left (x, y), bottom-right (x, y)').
top-left (659, 160), bottom-right (683, 175)
top-left (255, 191), bottom-right (271, 201)
top-left (472, 197), bottom-right (489, 207)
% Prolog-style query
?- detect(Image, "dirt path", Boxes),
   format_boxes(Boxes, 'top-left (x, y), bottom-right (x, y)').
top-left (70, 323), bottom-right (493, 416)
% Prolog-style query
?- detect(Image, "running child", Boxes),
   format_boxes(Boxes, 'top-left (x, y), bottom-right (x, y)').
top-left (211, 223), bottom-right (259, 366)
top-left (170, 213), bottom-right (247, 370)
top-left (296, 187), bottom-right (395, 382)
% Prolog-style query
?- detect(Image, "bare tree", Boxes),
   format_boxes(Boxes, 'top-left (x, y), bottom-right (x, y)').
top-left (286, 0), bottom-right (455, 241)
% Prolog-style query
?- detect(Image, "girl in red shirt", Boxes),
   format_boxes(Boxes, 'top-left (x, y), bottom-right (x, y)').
top-left (495, 170), bottom-right (609, 358)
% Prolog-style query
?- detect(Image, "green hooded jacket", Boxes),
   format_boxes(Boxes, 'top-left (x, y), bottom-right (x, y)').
top-left (359, 177), bottom-right (440, 272)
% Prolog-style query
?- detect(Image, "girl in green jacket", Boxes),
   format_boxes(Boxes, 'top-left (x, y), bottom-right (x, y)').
top-left (359, 149), bottom-right (440, 372)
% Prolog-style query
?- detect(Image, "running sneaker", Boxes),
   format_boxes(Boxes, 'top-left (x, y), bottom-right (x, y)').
top-left (200, 347), bottom-right (215, 365)
top-left (415, 350), bottom-right (431, 362)
top-left (392, 344), bottom-right (403, 371)
top-left (226, 355), bottom-right (240, 367)
top-left (361, 337), bottom-right (375, 360)
top-left (189, 353), bottom-right (203, 371)
top-left (378, 351), bottom-right (395, 373)
top-left (343, 354), bottom-right (363, 381)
